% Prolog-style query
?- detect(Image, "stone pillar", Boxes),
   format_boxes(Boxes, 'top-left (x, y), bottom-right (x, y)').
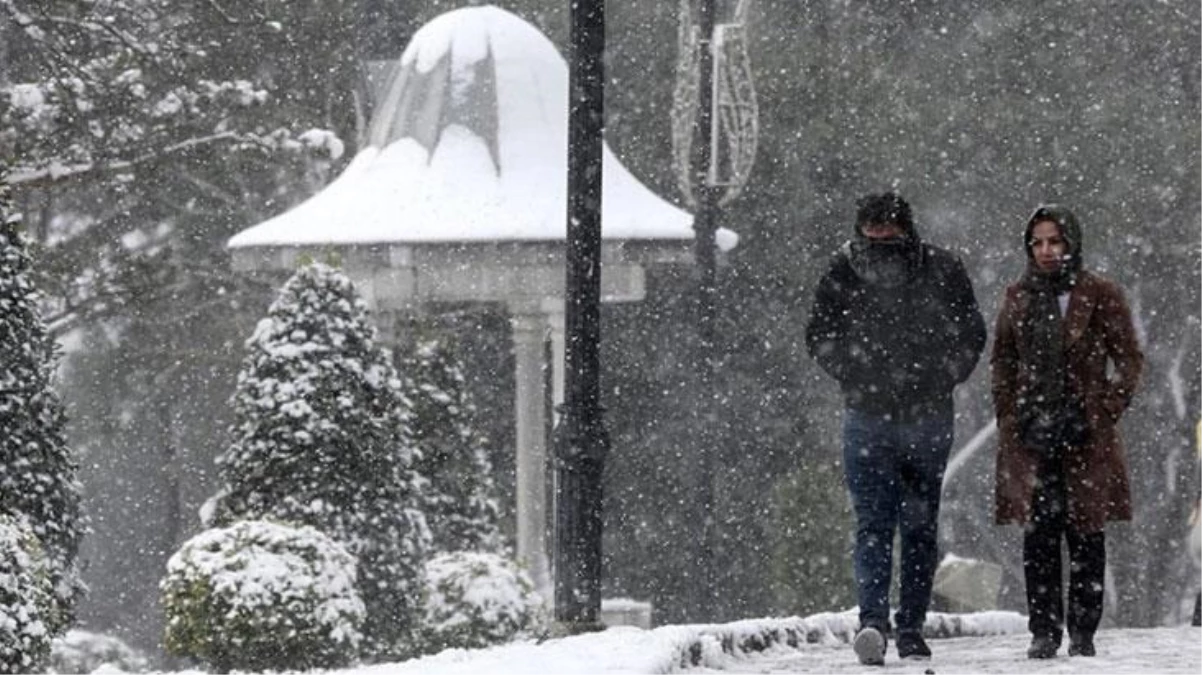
top-left (510, 308), bottom-right (552, 598)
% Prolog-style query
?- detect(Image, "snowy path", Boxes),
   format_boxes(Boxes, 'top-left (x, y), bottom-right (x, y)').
top-left (140, 612), bottom-right (1197, 675)
top-left (698, 625), bottom-right (1201, 674)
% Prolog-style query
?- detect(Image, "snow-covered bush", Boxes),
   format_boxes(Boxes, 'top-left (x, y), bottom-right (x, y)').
top-left (49, 630), bottom-right (149, 674)
top-left (398, 338), bottom-right (503, 554)
top-left (206, 263), bottom-right (429, 660)
top-left (160, 519), bottom-right (364, 673)
top-left (419, 552), bottom-right (546, 653)
top-left (0, 167), bottom-right (85, 639)
top-left (0, 515), bottom-right (53, 674)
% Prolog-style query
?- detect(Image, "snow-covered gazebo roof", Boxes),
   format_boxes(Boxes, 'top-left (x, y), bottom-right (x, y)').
top-left (229, 5), bottom-right (728, 249)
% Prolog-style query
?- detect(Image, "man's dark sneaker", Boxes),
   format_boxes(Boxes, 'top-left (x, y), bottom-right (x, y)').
top-left (896, 629), bottom-right (931, 660)
top-left (1027, 634), bottom-right (1061, 659)
top-left (853, 625), bottom-right (887, 666)
top-left (1068, 633), bottom-right (1096, 657)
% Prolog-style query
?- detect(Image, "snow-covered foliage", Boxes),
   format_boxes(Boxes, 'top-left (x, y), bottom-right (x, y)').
top-left (419, 551), bottom-right (546, 654)
top-left (0, 167), bottom-right (84, 638)
top-left (399, 339), bottom-right (503, 554)
top-left (0, 0), bottom-right (350, 345)
top-left (161, 519), bottom-right (364, 672)
top-left (0, 1), bottom-right (346, 187)
top-left (49, 629), bottom-right (148, 674)
top-left (0, 514), bottom-right (53, 674)
top-left (206, 263), bottom-right (430, 660)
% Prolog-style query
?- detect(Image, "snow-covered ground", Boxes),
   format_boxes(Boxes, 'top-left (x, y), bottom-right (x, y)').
top-left (336, 614), bottom-right (1202, 672)
top-left (737, 626), bottom-right (1202, 674)
top-left (58, 563), bottom-right (1202, 675)
top-left (139, 611), bottom-right (1199, 674)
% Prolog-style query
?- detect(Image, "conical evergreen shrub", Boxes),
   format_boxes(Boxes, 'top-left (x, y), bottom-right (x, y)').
top-left (0, 515), bottom-right (54, 674)
top-left (0, 166), bottom-right (85, 641)
top-left (399, 338), bottom-right (502, 554)
top-left (208, 262), bottom-right (429, 660)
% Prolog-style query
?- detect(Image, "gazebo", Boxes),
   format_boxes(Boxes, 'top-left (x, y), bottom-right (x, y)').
top-left (228, 5), bottom-right (734, 598)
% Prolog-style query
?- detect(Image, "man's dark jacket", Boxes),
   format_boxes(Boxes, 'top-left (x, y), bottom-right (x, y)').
top-left (805, 241), bottom-right (987, 419)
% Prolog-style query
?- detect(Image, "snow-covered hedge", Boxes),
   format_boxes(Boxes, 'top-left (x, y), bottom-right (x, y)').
top-left (420, 552), bottom-right (546, 653)
top-left (49, 630), bottom-right (148, 674)
top-left (160, 519), bottom-right (365, 672)
top-left (0, 515), bottom-right (53, 673)
top-left (674, 610), bottom-right (1029, 670)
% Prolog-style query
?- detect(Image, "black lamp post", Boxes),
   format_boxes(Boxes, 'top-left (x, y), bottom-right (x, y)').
top-left (553, 0), bottom-right (608, 631)
top-left (672, 0), bottom-right (759, 623)
top-left (690, 0), bottom-right (721, 622)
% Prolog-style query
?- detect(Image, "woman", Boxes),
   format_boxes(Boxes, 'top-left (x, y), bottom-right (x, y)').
top-left (991, 204), bottom-right (1143, 659)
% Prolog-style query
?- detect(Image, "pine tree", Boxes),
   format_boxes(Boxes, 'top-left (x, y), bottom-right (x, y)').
top-left (208, 263), bottom-right (429, 660)
top-left (0, 164), bottom-right (85, 636)
top-left (399, 338), bottom-right (502, 554)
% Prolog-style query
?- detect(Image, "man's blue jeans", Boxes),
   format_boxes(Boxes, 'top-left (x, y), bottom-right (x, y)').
top-left (842, 407), bottom-right (953, 632)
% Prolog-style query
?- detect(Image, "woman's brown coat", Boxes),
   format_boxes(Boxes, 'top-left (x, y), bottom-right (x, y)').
top-left (991, 270), bottom-right (1144, 533)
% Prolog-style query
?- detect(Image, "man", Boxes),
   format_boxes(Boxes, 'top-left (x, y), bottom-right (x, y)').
top-left (805, 192), bottom-right (986, 665)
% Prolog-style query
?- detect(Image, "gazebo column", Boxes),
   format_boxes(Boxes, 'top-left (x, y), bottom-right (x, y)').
top-left (542, 300), bottom-right (565, 599)
top-left (509, 306), bottom-right (553, 598)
